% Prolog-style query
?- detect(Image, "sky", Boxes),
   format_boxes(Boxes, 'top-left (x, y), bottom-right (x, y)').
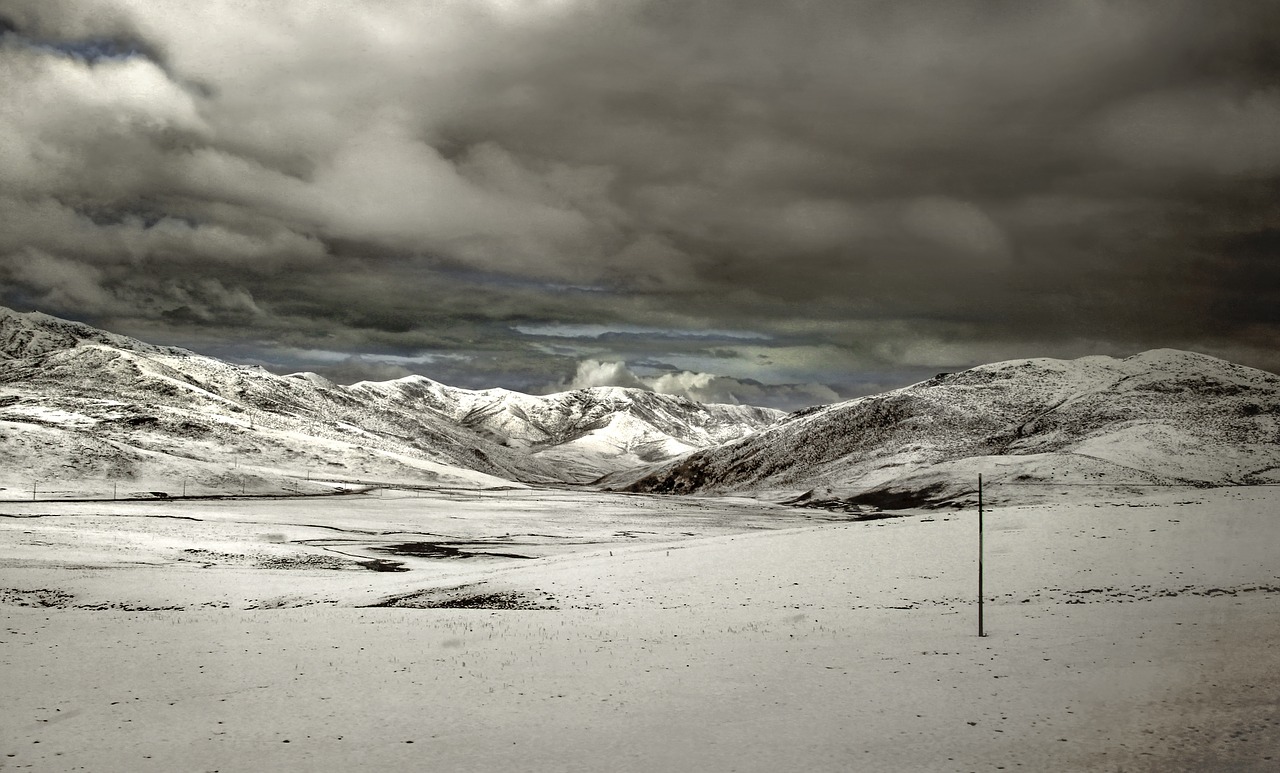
top-left (1, 0), bottom-right (1278, 410)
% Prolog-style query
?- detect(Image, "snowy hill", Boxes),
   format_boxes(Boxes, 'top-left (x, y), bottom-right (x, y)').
top-left (349, 377), bottom-right (782, 481)
top-left (618, 350), bottom-right (1280, 507)
top-left (0, 307), bottom-right (185, 360)
top-left (12, 306), bottom-right (1270, 508)
top-left (0, 307), bottom-right (780, 495)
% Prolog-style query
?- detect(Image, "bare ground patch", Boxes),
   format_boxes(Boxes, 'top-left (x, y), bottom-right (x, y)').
top-left (366, 584), bottom-right (558, 610)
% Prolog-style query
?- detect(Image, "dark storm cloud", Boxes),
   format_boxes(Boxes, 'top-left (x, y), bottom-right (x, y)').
top-left (1, 0), bottom-right (1278, 408)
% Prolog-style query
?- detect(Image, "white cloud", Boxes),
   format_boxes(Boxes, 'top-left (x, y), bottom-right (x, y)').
top-left (0, 50), bottom-right (206, 195)
top-left (560, 359), bottom-right (650, 390)
top-left (649, 370), bottom-right (839, 409)
top-left (547, 359), bottom-right (838, 410)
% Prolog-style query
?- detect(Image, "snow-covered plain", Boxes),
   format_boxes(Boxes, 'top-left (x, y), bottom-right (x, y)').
top-left (3, 484), bottom-right (1278, 772)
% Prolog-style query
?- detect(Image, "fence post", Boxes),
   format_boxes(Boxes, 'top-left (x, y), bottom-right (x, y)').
top-left (978, 473), bottom-right (985, 637)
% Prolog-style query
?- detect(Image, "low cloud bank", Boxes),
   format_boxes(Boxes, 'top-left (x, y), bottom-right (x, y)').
top-left (548, 359), bottom-right (839, 411)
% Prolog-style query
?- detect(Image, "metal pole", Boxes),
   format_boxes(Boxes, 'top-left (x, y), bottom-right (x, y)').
top-left (978, 473), bottom-right (985, 637)
top-left (31, 479), bottom-right (36, 501)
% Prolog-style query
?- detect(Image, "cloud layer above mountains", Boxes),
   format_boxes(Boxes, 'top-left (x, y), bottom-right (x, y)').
top-left (2, 1), bottom-right (1278, 408)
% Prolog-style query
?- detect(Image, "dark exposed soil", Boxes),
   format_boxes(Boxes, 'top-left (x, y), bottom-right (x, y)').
top-left (356, 558), bottom-right (410, 572)
top-left (369, 542), bottom-right (535, 560)
top-left (840, 483), bottom-right (955, 510)
top-left (783, 482), bottom-right (959, 516)
top-left (366, 586), bottom-right (556, 609)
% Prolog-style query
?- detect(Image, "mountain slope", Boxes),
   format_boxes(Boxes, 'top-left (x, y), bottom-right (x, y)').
top-left (348, 377), bottom-right (782, 481)
top-left (618, 350), bottom-right (1280, 506)
top-left (0, 307), bottom-right (187, 360)
top-left (0, 307), bottom-right (780, 495)
top-left (0, 340), bottom-right (562, 493)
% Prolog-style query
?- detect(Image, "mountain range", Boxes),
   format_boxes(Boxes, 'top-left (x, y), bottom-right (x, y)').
top-left (615, 349), bottom-right (1280, 508)
top-left (3, 305), bottom-right (1277, 505)
top-left (0, 306), bottom-right (780, 495)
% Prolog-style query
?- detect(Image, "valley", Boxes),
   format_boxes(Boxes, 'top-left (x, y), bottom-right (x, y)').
top-left (2, 305), bottom-right (1279, 771)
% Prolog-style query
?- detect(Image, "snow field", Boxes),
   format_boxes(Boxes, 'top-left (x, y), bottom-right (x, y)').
top-left (2, 485), bottom-right (1278, 771)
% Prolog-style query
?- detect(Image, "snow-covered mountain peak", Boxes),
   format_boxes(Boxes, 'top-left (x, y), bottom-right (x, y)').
top-left (0, 306), bottom-right (189, 360)
top-left (344, 372), bottom-right (782, 480)
top-left (0, 306), bottom-right (785, 488)
top-left (285, 372), bottom-right (337, 389)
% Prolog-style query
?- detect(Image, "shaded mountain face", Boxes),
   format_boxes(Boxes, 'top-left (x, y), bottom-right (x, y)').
top-left (618, 350), bottom-right (1280, 506)
top-left (0, 307), bottom-right (780, 493)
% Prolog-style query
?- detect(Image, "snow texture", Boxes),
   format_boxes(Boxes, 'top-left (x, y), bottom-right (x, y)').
top-left (2, 486), bottom-right (1278, 771)
top-left (620, 349), bottom-right (1280, 506)
top-left (0, 306), bottom-right (781, 496)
